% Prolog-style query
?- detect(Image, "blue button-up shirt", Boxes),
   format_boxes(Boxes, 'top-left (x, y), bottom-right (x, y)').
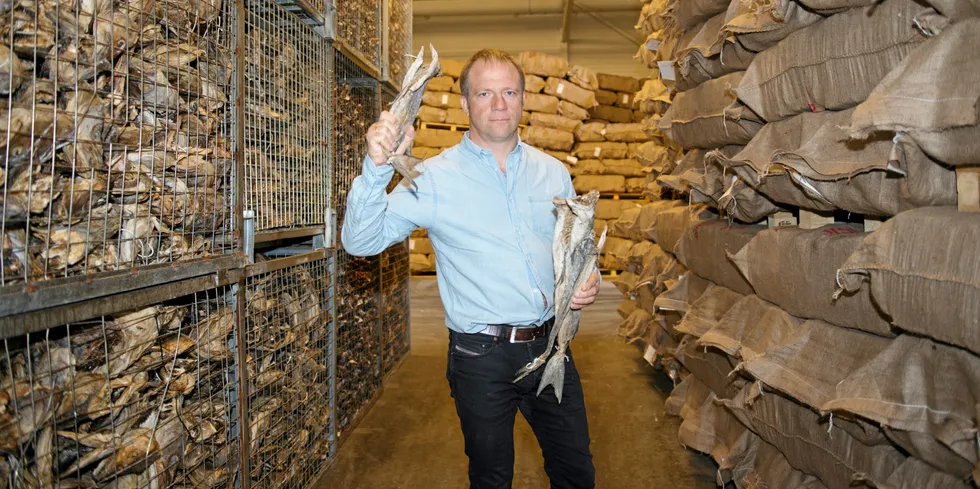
top-left (341, 133), bottom-right (575, 333)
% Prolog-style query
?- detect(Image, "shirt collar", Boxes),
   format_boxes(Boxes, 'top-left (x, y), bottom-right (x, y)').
top-left (460, 131), bottom-right (527, 162)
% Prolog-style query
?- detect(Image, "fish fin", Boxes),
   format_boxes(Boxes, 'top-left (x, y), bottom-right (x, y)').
top-left (535, 352), bottom-right (567, 403)
top-left (513, 355), bottom-right (547, 383)
top-left (402, 46), bottom-right (425, 91)
top-left (388, 154), bottom-right (423, 191)
top-left (409, 45), bottom-right (441, 92)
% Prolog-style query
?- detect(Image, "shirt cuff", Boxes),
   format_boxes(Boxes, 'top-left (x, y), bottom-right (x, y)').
top-left (360, 155), bottom-right (395, 186)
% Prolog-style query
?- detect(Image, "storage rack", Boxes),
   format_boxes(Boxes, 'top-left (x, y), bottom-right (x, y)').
top-left (0, 0), bottom-right (414, 487)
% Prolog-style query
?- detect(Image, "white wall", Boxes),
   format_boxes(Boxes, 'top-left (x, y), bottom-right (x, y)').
top-left (412, 2), bottom-right (652, 78)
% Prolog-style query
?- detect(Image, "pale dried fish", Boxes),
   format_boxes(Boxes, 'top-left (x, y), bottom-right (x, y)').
top-left (62, 90), bottom-right (107, 171)
top-left (514, 190), bottom-right (604, 403)
top-left (0, 43), bottom-right (25, 95)
top-left (384, 44), bottom-right (440, 190)
top-left (98, 307), bottom-right (160, 377)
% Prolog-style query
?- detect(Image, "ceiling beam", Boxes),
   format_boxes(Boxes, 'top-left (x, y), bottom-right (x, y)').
top-left (575, 4), bottom-right (642, 46)
top-left (560, 0), bottom-right (574, 43)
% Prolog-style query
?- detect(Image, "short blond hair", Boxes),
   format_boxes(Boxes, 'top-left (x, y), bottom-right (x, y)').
top-left (458, 49), bottom-right (526, 98)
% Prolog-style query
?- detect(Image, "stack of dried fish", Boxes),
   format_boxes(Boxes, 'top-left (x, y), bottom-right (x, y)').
top-left (335, 0), bottom-right (381, 66)
top-left (332, 80), bottom-right (372, 231)
top-left (380, 244), bottom-right (409, 375)
top-left (245, 261), bottom-right (332, 489)
top-left (0, 293), bottom-right (239, 488)
top-left (387, 0), bottom-right (412, 88)
top-left (243, 14), bottom-right (329, 231)
top-left (1, 0), bottom-right (234, 287)
top-left (335, 253), bottom-right (380, 437)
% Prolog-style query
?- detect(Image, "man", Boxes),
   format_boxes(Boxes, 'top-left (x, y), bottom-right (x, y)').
top-left (342, 49), bottom-right (599, 489)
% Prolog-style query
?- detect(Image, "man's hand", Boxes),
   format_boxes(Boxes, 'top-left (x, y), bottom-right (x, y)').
top-left (366, 111), bottom-right (415, 166)
top-left (570, 271), bottom-right (600, 310)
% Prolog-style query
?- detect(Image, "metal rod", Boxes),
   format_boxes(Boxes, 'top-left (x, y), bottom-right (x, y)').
top-left (245, 249), bottom-right (329, 277)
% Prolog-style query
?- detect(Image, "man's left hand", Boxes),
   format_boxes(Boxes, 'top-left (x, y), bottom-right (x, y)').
top-left (570, 271), bottom-right (600, 310)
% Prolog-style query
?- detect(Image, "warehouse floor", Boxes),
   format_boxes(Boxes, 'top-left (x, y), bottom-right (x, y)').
top-left (317, 278), bottom-right (716, 488)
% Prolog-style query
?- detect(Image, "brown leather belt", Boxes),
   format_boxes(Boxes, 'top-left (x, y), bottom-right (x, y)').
top-left (479, 317), bottom-right (554, 343)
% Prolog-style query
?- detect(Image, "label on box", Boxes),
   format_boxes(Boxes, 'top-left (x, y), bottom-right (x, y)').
top-left (441, 94), bottom-right (449, 105)
top-left (593, 147), bottom-right (602, 157)
top-left (646, 39), bottom-right (661, 51)
top-left (622, 94), bottom-right (630, 105)
top-left (643, 345), bottom-right (657, 366)
top-left (557, 82), bottom-right (565, 94)
top-left (566, 155), bottom-right (579, 164)
top-left (657, 61), bottom-right (676, 81)
top-left (409, 239), bottom-right (416, 251)
top-left (600, 129), bottom-right (607, 136)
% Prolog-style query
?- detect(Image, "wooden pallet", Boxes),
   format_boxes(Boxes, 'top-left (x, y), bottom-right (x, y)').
top-left (767, 210), bottom-right (884, 232)
top-left (599, 193), bottom-right (646, 200)
top-left (418, 121), bottom-right (469, 132)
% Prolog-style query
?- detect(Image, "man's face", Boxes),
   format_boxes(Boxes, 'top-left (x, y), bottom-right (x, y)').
top-left (461, 60), bottom-right (525, 145)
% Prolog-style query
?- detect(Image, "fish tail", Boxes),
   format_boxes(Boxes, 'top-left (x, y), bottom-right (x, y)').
top-left (536, 352), bottom-right (566, 403)
top-left (389, 156), bottom-right (420, 191)
top-left (513, 356), bottom-right (547, 383)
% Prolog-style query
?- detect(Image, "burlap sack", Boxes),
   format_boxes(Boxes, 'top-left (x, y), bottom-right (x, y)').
top-left (411, 228), bottom-right (427, 238)
top-left (543, 77), bottom-right (597, 109)
top-left (637, 200), bottom-right (684, 240)
top-left (675, 13), bottom-right (756, 92)
top-left (524, 93), bottom-right (560, 114)
top-left (544, 150), bottom-right (570, 162)
top-left (730, 224), bottom-right (893, 336)
top-left (567, 65), bottom-right (599, 91)
top-left (618, 308), bottom-right (653, 343)
top-left (445, 108), bottom-right (469, 125)
top-left (642, 181), bottom-right (666, 201)
top-left (678, 391), bottom-right (750, 468)
top-left (594, 219), bottom-right (608, 236)
top-left (670, 0), bottom-right (734, 29)
top-left (636, 0), bottom-right (672, 37)
top-left (409, 237), bottom-right (434, 255)
top-left (611, 271), bottom-right (639, 296)
top-left (422, 91), bottom-right (462, 109)
top-left (878, 457), bottom-right (975, 489)
top-left (525, 74), bottom-right (547, 94)
top-left (610, 207), bottom-right (641, 239)
top-left (660, 71), bottom-right (763, 150)
top-left (675, 335), bottom-right (743, 399)
top-left (715, 108), bottom-right (957, 216)
top-left (849, 19), bottom-right (980, 167)
top-left (417, 106), bottom-right (447, 123)
top-left (590, 105), bottom-right (634, 123)
top-left (636, 79), bottom-right (672, 115)
top-left (838, 207), bottom-right (980, 354)
top-left (796, 0), bottom-right (876, 12)
top-left (650, 204), bottom-right (718, 254)
top-left (728, 433), bottom-right (830, 489)
top-left (595, 199), bottom-right (636, 220)
top-left (596, 73), bottom-right (641, 93)
top-left (595, 89), bottom-right (618, 106)
top-left (567, 160), bottom-right (605, 177)
top-left (440, 59), bottom-right (464, 79)
top-left (658, 149), bottom-right (705, 194)
top-left (635, 142), bottom-right (670, 170)
top-left (655, 272), bottom-right (713, 314)
top-left (519, 51), bottom-right (568, 78)
top-left (426, 76), bottom-right (454, 93)
top-left (521, 111), bottom-right (531, 125)
top-left (529, 112), bottom-right (581, 133)
top-left (409, 254), bottom-right (431, 273)
top-left (523, 126), bottom-right (574, 151)
top-left (415, 128), bottom-right (463, 148)
top-left (603, 123), bottom-right (648, 143)
top-left (823, 335), bottom-right (980, 480)
top-left (674, 220), bottom-right (760, 295)
top-left (617, 299), bottom-right (639, 319)
top-left (601, 159), bottom-right (645, 177)
top-left (625, 178), bottom-right (646, 193)
top-left (574, 122), bottom-right (607, 142)
top-left (723, 383), bottom-right (906, 489)
top-left (675, 284), bottom-right (744, 338)
top-left (572, 142), bottom-right (629, 160)
top-left (720, 0), bottom-right (823, 53)
top-left (634, 243), bottom-right (675, 290)
top-left (451, 79), bottom-right (462, 94)
top-left (698, 295), bottom-right (809, 366)
top-left (412, 146), bottom-right (442, 159)
top-left (735, 0), bottom-right (927, 122)
top-left (674, 375), bottom-right (714, 421)
top-left (558, 100), bottom-right (590, 121)
top-left (603, 237), bottom-right (636, 270)
top-left (626, 240), bottom-right (659, 273)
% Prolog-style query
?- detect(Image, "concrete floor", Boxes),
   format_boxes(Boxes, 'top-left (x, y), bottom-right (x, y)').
top-left (317, 278), bottom-right (717, 489)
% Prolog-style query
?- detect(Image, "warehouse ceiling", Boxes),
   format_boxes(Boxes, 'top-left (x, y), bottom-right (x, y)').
top-left (412, 0), bottom-right (649, 78)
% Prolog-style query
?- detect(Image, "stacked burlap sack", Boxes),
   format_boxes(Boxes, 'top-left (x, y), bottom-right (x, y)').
top-left (412, 58), bottom-right (467, 160)
top-left (408, 228), bottom-right (436, 273)
top-left (622, 1), bottom-right (980, 487)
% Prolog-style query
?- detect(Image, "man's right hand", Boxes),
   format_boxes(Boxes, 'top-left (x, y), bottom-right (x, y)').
top-left (367, 111), bottom-right (414, 167)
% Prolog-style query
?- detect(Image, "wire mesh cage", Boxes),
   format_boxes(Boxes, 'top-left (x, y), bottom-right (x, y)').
top-left (379, 241), bottom-right (409, 376)
top-left (334, 0), bottom-right (381, 70)
top-left (243, 0), bottom-right (331, 232)
top-left (244, 256), bottom-right (334, 489)
top-left (0, 284), bottom-right (241, 488)
top-left (332, 49), bottom-right (377, 235)
top-left (0, 0), bottom-right (238, 288)
top-left (386, 0), bottom-right (412, 89)
top-left (334, 249), bottom-right (380, 438)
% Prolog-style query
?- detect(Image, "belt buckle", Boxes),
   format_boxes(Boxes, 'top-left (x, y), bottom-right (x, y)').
top-left (509, 327), bottom-right (518, 343)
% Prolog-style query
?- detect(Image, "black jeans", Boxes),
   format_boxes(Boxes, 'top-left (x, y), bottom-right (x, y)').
top-left (446, 329), bottom-right (596, 489)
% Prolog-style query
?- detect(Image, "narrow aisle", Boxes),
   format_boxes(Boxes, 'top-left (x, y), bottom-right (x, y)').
top-left (317, 279), bottom-right (716, 488)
